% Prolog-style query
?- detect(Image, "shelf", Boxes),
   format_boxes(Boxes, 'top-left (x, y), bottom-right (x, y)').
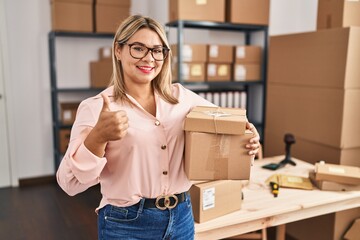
top-left (166, 20), bottom-right (268, 32)
top-left (48, 31), bottom-right (114, 39)
top-left (183, 81), bottom-right (263, 91)
top-left (53, 87), bottom-right (105, 93)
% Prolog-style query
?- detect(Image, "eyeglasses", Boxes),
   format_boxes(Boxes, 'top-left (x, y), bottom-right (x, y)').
top-left (119, 42), bottom-right (170, 61)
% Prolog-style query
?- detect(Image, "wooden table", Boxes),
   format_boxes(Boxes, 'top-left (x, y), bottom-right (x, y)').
top-left (194, 156), bottom-right (360, 240)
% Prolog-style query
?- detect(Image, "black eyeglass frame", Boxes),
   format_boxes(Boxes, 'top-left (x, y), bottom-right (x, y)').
top-left (118, 42), bottom-right (170, 61)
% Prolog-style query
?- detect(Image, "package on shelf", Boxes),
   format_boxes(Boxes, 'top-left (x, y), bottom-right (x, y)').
top-left (185, 130), bottom-right (254, 180)
top-left (317, 0), bottom-right (360, 30)
top-left (59, 129), bottom-right (71, 154)
top-left (95, 0), bottom-right (131, 33)
top-left (309, 171), bottom-right (360, 191)
top-left (190, 180), bottom-right (243, 223)
top-left (207, 45), bottom-right (234, 63)
top-left (171, 44), bottom-right (207, 62)
top-left (226, 0), bottom-right (270, 25)
top-left (234, 45), bottom-right (262, 64)
top-left (90, 59), bottom-right (112, 88)
top-left (184, 106), bottom-right (247, 135)
top-left (60, 102), bottom-right (80, 125)
top-left (172, 62), bottom-right (206, 82)
top-left (99, 47), bottom-right (112, 60)
top-left (233, 64), bottom-right (261, 81)
top-left (50, 0), bottom-right (94, 32)
top-left (169, 0), bottom-right (225, 22)
top-left (206, 63), bottom-right (232, 82)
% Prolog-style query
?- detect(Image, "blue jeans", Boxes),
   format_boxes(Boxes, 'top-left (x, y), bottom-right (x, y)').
top-left (97, 194), bottom-right (195, 240)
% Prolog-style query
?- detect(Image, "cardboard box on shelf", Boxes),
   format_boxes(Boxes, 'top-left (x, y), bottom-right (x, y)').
top-left (95, 0), bottom-right (130, 33)
top-left (59, 129), bottom-right (71, 154)
top-left (184, 106), bottom-right (247, 135)
top-left (171, 44), bottom-right (208, 62)
top-left (234, 45), bottom-right (262, 64)
top-left (169, 0), bottom-right (225, 22)
top-left (226, 0), bottom-right (270, 25)
top-left (99, 47), bottom-right (112, 60)
top-left (207, 45), bottom-right (234, 63)
top-left (268, 27), bottom-right (360, 89)
top-left (172, 62), bottom-right (206, 82)
top-left (190, 180), bottom-right (243, 223)
top-left (90, 60), bottom-right (112, 88)
top-left (51, 0), bottom-right (93, 32)
top-left (185, 130), bottom-right (254, 180)
top-left (314, 162), bottom-right (360, 185)
top-left (317, 0), bottom-right (360, 30)
top-left (206, 63), bottom-right (232, 82)
top-left (265, 84), bottom-right (360, 149)
top-left (60, 102), bottom-right (79, 125)
top-left (233, 64), bottom-right (261, 81)
top-left (309, 171), bottom-right (360, 191)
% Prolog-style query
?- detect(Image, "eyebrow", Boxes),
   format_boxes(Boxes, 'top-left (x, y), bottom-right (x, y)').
top-left (130, 42), bottom-right (164, 48)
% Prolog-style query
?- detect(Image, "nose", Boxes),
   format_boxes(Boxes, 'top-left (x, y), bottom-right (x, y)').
top-left (142, 49), bottom-right (155, 61)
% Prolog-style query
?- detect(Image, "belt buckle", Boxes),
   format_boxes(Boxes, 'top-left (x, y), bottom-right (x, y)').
top-left (155, 194), bottom-right (178, 210)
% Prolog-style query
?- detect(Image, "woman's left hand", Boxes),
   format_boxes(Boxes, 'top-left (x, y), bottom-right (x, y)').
top-left (245, 122), bottom-right (261, 156)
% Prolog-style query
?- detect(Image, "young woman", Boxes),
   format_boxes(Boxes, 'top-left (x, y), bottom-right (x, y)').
top-left (57, 14), bottom-right (260, 240)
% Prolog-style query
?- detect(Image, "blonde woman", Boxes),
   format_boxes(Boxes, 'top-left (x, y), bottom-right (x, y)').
top-left (57, 15), bottom-right (260, 240)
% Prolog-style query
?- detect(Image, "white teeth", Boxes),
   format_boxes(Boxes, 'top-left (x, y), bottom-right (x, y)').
top-left (138, 66), bottom-right (153, 70)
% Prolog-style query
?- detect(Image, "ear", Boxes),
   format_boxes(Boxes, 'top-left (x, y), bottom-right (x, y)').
top-left (114, 43), bottom-right (122, 61)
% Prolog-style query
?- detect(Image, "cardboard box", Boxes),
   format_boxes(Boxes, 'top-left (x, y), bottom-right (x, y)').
top-left (169, 0), bottom-right (226, 22)
top-left (233, 64), bottom-right (261, 81)
top-left (265, 84), bottom-right (360, 149)
top-left (171, 44), bottom-right (208, 62)
top-left (309, 171), bottom-right (360, 191)
top-left (184, 106), bottom-right (247, 135)
top-left (59, 129), bottom-right (71, 154)
top-left (172, 62), bottom-right (206, 82)
top-left (90, 60), bottom-right (112, 88)
top-left (206, 63), bottom-right (232, 82)
top-left (60, 102), bottom-right (79, 125)
top-left (317, 0), bottom-right (360, 30)
top-left (264, 130), bottom-right (360, 166)
top-left (185, 131), bottom-right (254, 180)
top-left (226, 0), bottom-right (270, 25)
top-left (314, 162), bottom-right (360, 185)
top-left (95, 3), bottom-right (130, 33)
top-left (234, 45), bottom-right (262, 64)
top-left (190, 180), bottom-right (243, 223)
top-left (51, 0), bottom-right (93, 32)
top-left (268, 27), bottom-right (360, 89)
top-left (207, 45), bottom-right (234, 63)
top-left (99, 47), bottom-right (112, 60)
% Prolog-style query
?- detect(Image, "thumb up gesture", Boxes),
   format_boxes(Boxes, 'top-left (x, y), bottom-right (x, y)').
top-left (84, 94), bottom-right (129, 156)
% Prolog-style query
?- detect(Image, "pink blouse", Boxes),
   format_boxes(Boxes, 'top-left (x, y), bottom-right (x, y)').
top-left (56, 83), bottom-right (214, 211)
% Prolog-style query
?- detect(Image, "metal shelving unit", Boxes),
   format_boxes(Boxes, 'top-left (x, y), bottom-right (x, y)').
top-left (165, 20), bottom-right (269, 141)
top-left (48, 31), bottom-right (113, 170)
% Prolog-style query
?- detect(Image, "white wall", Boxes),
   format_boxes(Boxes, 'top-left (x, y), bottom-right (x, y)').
top-left (1, 0), bottom-right (318, 183)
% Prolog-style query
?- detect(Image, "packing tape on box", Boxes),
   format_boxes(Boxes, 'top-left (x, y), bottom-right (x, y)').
top-left (207, 134), bottom-right (230, 179)
top-left (193, 108), bottom-right (244, 134)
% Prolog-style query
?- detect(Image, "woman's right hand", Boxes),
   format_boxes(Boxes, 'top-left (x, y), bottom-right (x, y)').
top-left (84, 93), bottom-right (129, 157)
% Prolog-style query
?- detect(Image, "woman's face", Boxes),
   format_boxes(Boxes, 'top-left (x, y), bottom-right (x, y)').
top-left (116, 28), bottom-right (165, 86)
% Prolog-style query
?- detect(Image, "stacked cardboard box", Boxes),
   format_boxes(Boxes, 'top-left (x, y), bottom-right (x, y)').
top-left (206, 45), bottom-right (233, 82)
top-left (90, 46), bottom-right (112, 88)
top-left (95, 0), bottom-right (131, 33)
top-left (233, 45), bottom-right (262, 81)
top-left (265, 2), bottom-right (360, 239)
top-left (171, 44), bottom-right (207, 82)
top-left (50, 0), bottom-right (94, 32)
top-left (60, 102), bottom-right (80, 125)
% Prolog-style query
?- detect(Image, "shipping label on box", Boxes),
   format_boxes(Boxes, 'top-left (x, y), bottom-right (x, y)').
top-left (184, 106), bottom-right (247, 134)
top-left (60, 102), bottom-right (80, 125)
top-left (185, 130), bottom-right (254, 180)
top-left (190, 180), bottom-right (243, 223)
top-left (315, 162), bottom-right (360, 185)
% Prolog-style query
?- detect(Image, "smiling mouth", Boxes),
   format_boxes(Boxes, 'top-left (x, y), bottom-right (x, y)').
top-left (138, 66), bottom-right (154, 72)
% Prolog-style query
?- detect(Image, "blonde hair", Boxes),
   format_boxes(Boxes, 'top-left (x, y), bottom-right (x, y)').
top-left (110, 15), bottom-right (178, 104)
